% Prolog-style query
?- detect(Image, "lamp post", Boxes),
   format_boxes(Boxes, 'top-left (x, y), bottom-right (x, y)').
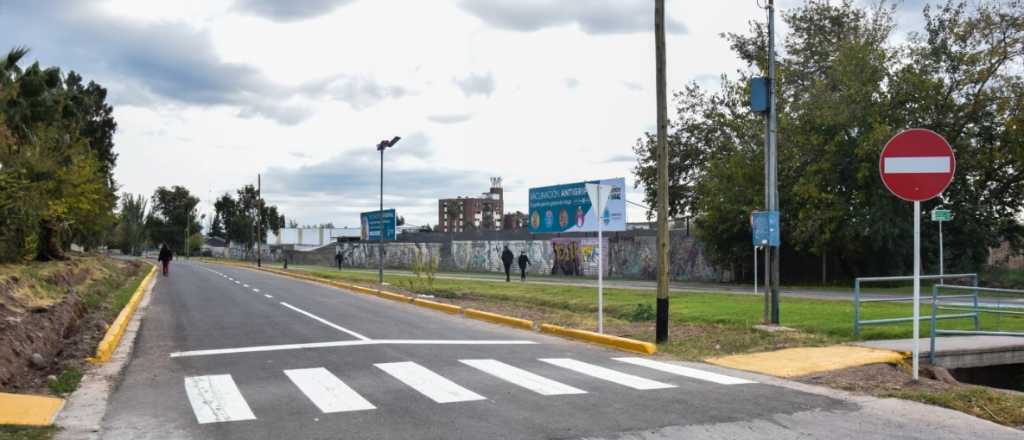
top-left (377, 136), bottom-right (401, 283)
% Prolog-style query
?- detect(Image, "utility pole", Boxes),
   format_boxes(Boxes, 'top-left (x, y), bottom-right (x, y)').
top-left (376, 136), bottom-right (401, 284)
top-left (654, 0), bottom-right (670, 343)
top-left (766, 0), bottom-right (781, 325)
top-left (257, 173), bottom-right (262, 268)
top-left (185, 207), bottom-right (189, 259)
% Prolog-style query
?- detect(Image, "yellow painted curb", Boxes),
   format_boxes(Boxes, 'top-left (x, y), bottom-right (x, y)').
top-left (376, 290), bottom-right (413, 303)
top-left (0, 392), bottom-right (64, 426)
top-left (411, 298), bottom-right (462, 314)
top-left (705, 345), bottom-right (906, 378)
top-left (92, 265), bottom-right (157, 363)
top-left (464, 309), bottom-right (534, 331)
top-left (540, 324), bottom-right (656, 355)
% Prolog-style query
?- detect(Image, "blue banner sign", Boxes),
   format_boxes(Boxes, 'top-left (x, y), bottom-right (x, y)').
top-left (752, 210), bottom-right (780, 247)
top-left (361, 209), bottom-right (396, 241)
top-left (528, 178), bottom-right (626, 234)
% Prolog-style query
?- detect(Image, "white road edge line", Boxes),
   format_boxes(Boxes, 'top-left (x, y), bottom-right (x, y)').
top-left (279, 302), bottom-right (371, 341)
top-left (613, 357), bottom-right (756, 385)
top-left (169, 340), bottom-right (537, 358)
top-left (183, 375), bottom-right (256, 424)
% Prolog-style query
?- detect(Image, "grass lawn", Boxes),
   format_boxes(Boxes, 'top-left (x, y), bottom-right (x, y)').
top-left (278, 264), bottom-right (1024, 356)
top-left (0, 426), bottom-right (58, 440)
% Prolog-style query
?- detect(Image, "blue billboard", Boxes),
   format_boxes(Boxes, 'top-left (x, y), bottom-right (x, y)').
top-left (528, 178), bottom-right (626, 234)
top-left (361, 209), bottom-right (396, 241)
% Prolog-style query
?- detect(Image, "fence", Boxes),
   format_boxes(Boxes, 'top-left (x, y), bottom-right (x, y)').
top-left (852, 273), bottom-right (977, 336)
top-left (929, 284), bottom-right (1024, 363)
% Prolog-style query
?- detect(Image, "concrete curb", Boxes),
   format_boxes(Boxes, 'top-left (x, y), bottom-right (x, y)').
top-left (464, 309), bottom-right (534, 331)
top-left (202, 259), bottom-right (655, 355)
top-left (539, 324), bottom-right (657, 355)
top-left (91, 265), bottom-right (157, 363)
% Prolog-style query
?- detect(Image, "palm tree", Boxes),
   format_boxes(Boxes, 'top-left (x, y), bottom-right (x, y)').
top-left (0, 46), bottom-right (29, 85)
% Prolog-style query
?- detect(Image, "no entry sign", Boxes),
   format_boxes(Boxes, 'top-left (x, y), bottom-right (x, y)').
top-left (878, 128), bottom-right (956, 382)
top-left (879, 129), bottom-right (956, 201)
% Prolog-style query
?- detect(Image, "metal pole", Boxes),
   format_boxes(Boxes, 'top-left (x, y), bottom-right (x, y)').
top-left (913, 200), bottom-right (921, 381)
top-left (379, 147), bottom-right (384, 284)
top-left (257, 174), bottom-right (262, 268)
top-left (185, 209), bottom-right (189, 259)
top-left (938, 220), bottom-right (943, 285)
top-left (598, 184), bottom-right (604, 334)
top-left (754, 246), bottom-right (758, 297)
top-left (767, 0), bottom-right (781, 325)
top-left (654, 0), bottom-right (669, 343)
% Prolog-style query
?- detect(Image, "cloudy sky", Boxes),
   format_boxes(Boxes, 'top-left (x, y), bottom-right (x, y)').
top-left (0, 0), bottom-right (931, 229)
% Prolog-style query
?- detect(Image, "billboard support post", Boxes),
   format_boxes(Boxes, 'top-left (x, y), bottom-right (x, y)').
top-left (585, 182), bottom-right (614, 334)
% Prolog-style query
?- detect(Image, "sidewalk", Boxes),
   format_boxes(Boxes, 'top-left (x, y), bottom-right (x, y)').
top-left (290, 265), bottom-right (1024, 307)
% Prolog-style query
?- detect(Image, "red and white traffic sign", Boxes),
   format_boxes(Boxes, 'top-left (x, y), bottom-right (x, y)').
top-left (879, 129), bottom-right (956, 201)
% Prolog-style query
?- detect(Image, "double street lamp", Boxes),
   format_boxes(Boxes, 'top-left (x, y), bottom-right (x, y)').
top-left (376, 136), bottom-right (401, 283)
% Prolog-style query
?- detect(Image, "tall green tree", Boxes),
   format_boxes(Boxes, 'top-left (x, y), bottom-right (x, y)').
top-left (0, 47), bottom-right (119, 261)
top-left (633, 0), bottom-right (1024, 281)
top-left (146, 186), bottom-right (201, 254)
top-left (115, 193), bottom-right (148, 255)
top-left (213, 185), bottom-right (284, 257)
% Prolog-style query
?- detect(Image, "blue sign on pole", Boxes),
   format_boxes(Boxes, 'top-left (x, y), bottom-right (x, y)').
top-left (752, 210), bottom-right (780, 247)
top-left (361, 209), bottom-right (396, 241)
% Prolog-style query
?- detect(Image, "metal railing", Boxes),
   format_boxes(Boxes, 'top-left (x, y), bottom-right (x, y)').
top-left (852, 273), bottom-right (977, 336)
top-left (929, 284), bottom-right (1024, 363)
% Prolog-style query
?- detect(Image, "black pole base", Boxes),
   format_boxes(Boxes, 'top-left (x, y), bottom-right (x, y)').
top-left (655, 297), bottom-right (669, 343)
top-left (770, 287), bottom-right (780, 324)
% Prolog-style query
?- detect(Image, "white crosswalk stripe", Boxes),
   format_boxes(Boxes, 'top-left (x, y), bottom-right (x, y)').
top-left (540, 358), bottom-right (675, 390)
top-left (460, 359), bottom-right (586, 396)
top-left (613, 357), bottom-right (756, 385)
top-left (376, 361), bottom-right (486, 403)
top-left (284, 368), bottom-right (376, 413)
top-left (184, 375), bottom-right (256, 424)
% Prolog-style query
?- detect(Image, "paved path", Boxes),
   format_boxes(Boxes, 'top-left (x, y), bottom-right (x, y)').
top-left (97, 260), bottom-right (1022, 439)
top-left (293, 265), bottom-right (1024, 308)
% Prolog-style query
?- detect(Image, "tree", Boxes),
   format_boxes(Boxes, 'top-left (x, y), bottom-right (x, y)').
top-left (213, 185), bottom-right (284, 257)
top-left (633, 0), bottom-right (1024, 281)
top-left (209, 213), bottom-right (225, 239)
top-left (287, 218), bottom-right (299, 228)
top-left (147, 186), bottom-right (201, 254)
top-left (115, 193), bottom-right (148, 255)
top-left (0, 47), bottom-right (119, 261)
top-left (396, 216), bottom-right (405, 227)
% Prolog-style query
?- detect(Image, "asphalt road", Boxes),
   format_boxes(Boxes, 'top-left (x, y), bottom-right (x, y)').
top-left (98, 260), bottom-right (1022, 440)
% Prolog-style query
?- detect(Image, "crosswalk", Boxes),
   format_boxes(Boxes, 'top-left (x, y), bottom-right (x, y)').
top-left (183, 357), bottom-right (755, 424)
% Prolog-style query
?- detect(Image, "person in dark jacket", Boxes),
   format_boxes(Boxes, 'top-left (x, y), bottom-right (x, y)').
top-left (518, 251), bottom-right (531, 281)
top-left (500, 246), bottom-right (514, 282)
top-left (158, 243), bottom-right (173, 276)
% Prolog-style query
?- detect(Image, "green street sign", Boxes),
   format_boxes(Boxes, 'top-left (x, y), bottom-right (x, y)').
top-left (931, 209), bottom-right (953, 222)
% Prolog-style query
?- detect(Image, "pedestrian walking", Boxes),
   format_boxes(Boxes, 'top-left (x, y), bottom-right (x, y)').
top-left (335, 245), bottom-right (344, 269)
top-left (501, 246), bottom-right (514, 282)
top-left (518, 251), bottom-right (531, 281)
top-left (158, 243), bottom-right (173, 276)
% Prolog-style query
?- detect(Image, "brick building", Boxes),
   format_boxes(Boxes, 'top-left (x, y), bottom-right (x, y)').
top-left (438, 178), bottom-right (504, 232)
top-left (502, 211), bottom-right (528, 231)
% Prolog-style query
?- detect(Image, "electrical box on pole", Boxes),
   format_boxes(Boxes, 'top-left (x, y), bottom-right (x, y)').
top-left (750, 78), bottom-right (769, 113)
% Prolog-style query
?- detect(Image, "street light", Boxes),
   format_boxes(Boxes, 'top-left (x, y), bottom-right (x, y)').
top-left (377, 136), bottom-right (401, 283)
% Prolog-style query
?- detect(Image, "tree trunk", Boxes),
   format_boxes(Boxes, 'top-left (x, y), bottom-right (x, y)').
top-left (36, 218), bottom-right (67, 261)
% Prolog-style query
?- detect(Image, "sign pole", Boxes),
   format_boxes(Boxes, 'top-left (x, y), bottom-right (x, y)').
top-left (913, 200), bottom-right (921, 381)
top-left (938, 219), bottom-right (944, 286)
top-left (597, 184), bottom-right (604, 334)
top-left (754, 246), bottom-right (758, 297)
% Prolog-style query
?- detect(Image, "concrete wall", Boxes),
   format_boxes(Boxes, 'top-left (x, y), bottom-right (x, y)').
top-left (284, 231), bottom-right (723, 282)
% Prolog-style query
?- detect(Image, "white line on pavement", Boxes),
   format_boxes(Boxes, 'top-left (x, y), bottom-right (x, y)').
top-left (376, 361), bottom-right (485, 403)
top-left (264, 294), bottom-right (273, 298)
top-left (169, 339), bottom-right (536, 358)
top-left (540, 358), bottom-right (675, 390)
top-left (284, 368), bottom-right (376, 413)
top-left (253, 288), bottom-right (260, 293)
top-left (460, 359), bottom-right (586, 396)
top-left (183, 375), bottom-right (256, 424)
top-left (613, 357), bottom-right (755, 385)
top-left (279, 302), bottom-right (371, 341)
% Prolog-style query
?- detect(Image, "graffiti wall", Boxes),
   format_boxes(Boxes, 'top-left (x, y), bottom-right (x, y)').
top-left (283, 232), bottom-right (722, 282)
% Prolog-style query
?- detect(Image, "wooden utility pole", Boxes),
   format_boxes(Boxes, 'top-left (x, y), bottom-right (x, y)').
top-left (654, 0), bottom-right (670, 343)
